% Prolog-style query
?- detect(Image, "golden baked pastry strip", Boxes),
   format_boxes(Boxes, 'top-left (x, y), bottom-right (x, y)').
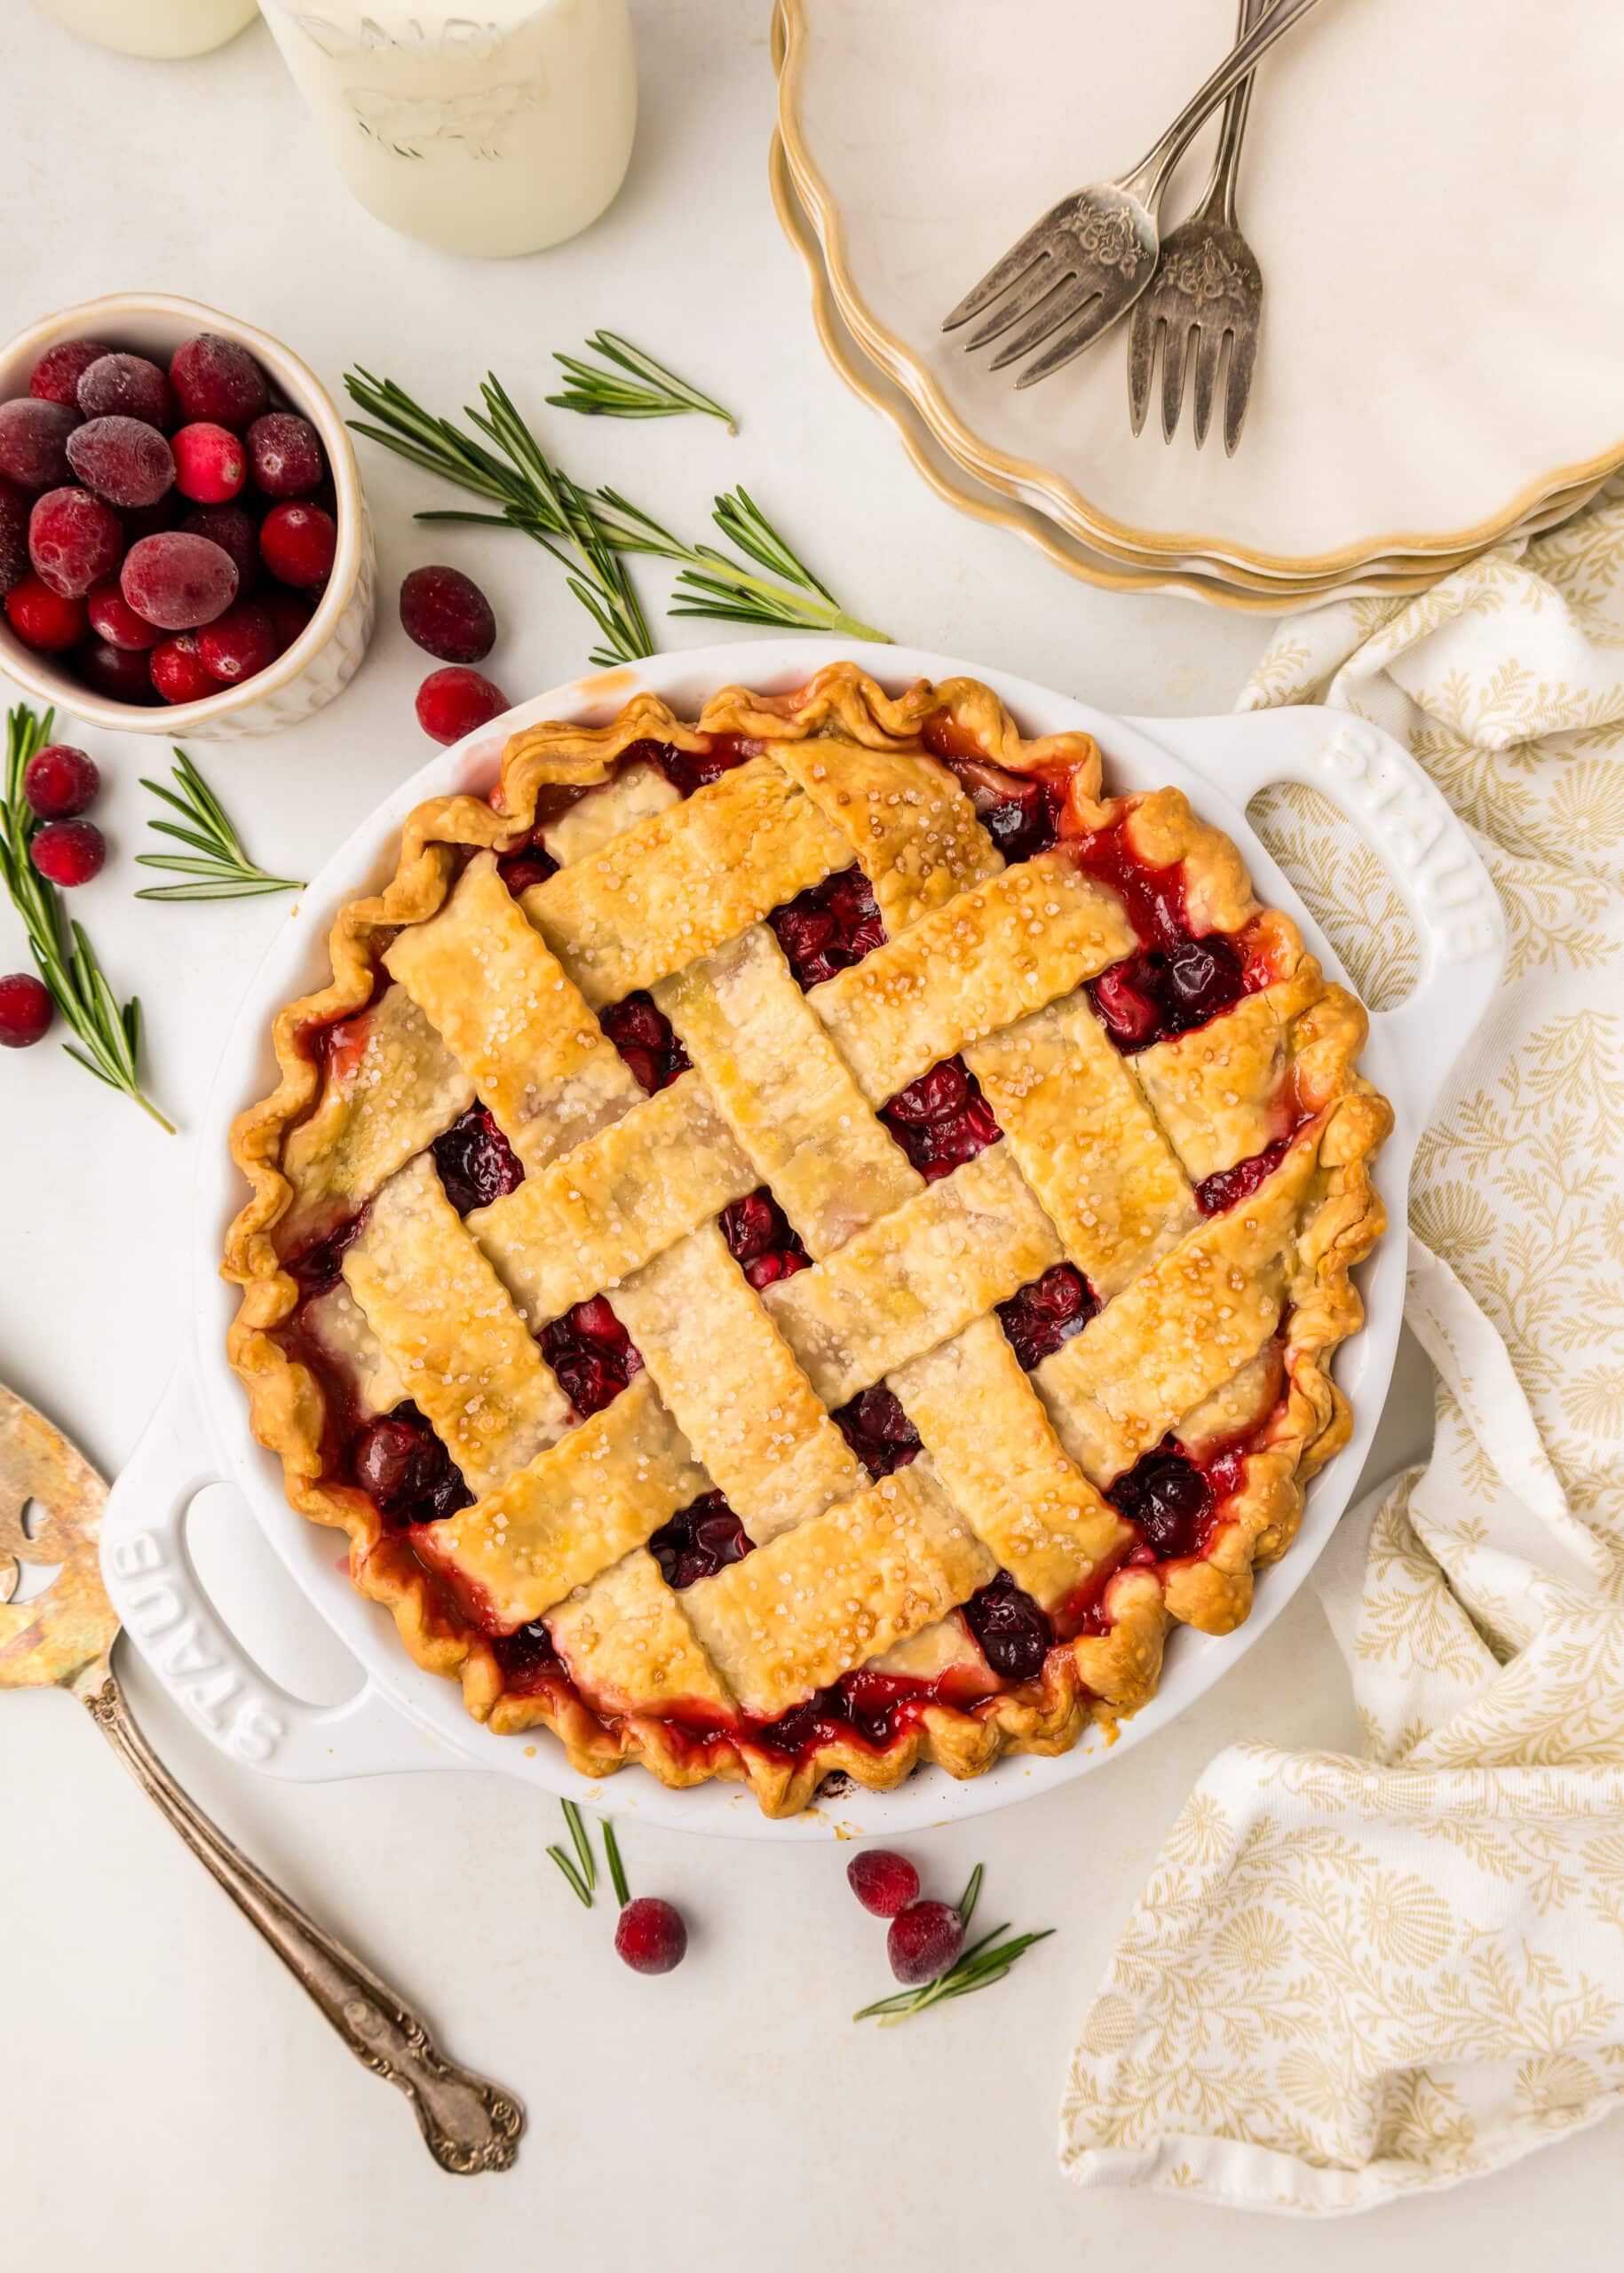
top-left (548, 1548), bottom-right (739, 1721)
top-left (771, 735), bottom-right (1002, 931)
top-left (1130, 972), bottom-right (1319, 1184)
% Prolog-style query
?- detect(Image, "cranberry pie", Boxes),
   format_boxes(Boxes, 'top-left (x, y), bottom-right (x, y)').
top-left (226, 665), bottom-right (1390, 1816)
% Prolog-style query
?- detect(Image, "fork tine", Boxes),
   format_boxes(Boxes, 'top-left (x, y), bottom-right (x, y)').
top-left (988, 280), bottom-right (1097, 371)
top-left (1223, 323), bottom-right (1259, 455)
top-left (1010, 291), bottom-right (1120, 386)
top-left (942, 219), bottom-right (1063, 331)
top-left (1160, 321), bottom-right (1193, 440)
top-left (1127, 305), bottom-right (1159, 436)
top-left (1191, 324), bottom-right (1224, 449)
top-left (965, 257), bottom-right (1073, 350)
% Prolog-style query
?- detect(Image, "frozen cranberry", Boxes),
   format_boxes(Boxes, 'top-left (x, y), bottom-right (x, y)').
top-left (352, 1404), bottom-right (470, 1525)
top-left (120, 491), bottom-right (181, 542)
top-left (180, 503), bottom-right (258, 590)
top-left (415, 665), bottom-right (508, 745)
top-left (67, 416), bottom-right (175, 511)
top-left (30, 819), bottom-right (105, 888)
top-left (28, 487), bottom-right (123, 598)
top-left (197, 599), bottom-right (277, 684)
top-left (963, 1572), bottom-right (1052, 1681)
top-left (769, 866), bottom-right (886, 988)
top-left (614, 1897), bottom-right (687, 1976)
top-left (0, 477), bottom-right (31, 593)
top-left (23, 744), bottom-right (99, 820)
top-left (247, 411), bottom-right (324, 499)
top-left (649, 1490), bottom-right (753, 1589)
top-left (431, 1104), bottom-right (523, 1213)
top-left (88, 581), bottom-right (162, 651)
top-left (0, 400), bottom-right (79, 492)
top-left (598, 990), bottom-right (690, 1092)
top-left (0, 972), bottom-right (53, 1049)
top-left (77, 638), bottom-right (156, 704)
top-left (76, 352), bottom-right (172, 429)
top-left (259, 499), bottom-right (336, 589)
top-left (847, 1849), bottom-right (920, 1918)
top-left (399, 563), bottom-right (495, 664)
top-left (833, 1385), bottom-right (922, 1477)
top-left (1107, 1446), bottom-right (1214, 1561)
top-left (996, 1263), bottom-right (1098, 1370)
top-left (262, 586), bottom-right (313, 653)
top-left (171, 421), bottom-right (247, 506)
top-left (888, 1901), bottom-right (964, 1985)
top-left (169, 334), bottom-right (268, 430)
top-left (29, 338), bottom-right (111, 408)
top-left (122, 531), bottom-right (238, 630)
top-left (150, 633), bottom-right (218, 705)
top-left (4, 573), bottom-right (87, 653)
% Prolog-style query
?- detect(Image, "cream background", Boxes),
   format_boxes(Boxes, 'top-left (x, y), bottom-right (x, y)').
top-left (2, 5), bottom-right (1619, 2266)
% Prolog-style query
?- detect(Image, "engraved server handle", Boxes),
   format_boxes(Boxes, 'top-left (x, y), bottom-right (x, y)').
top-left (83, 1668), bottom-right (524, 2174)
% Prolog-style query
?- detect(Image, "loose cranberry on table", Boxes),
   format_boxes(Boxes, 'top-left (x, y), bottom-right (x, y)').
top-left (247, 411), bottom-right (324, 498)
top-left (416, 665), bottom-right (509, 745)
top-left (198, 600), bottom-right (278, 684)
top-left (66, 416), bottom-right (175, 511)
top-left (4, 573), bottom-right (88, 653)
top-left (122, 530), bottom-right (238, 630)
top-left (886, 1900), bottom-right (965, 1987)
top-left (0, 478), bottom-right (30, 593)
top-left (23, 744), bottom-right (99, 820)
top-left (0, 972), bottom-right (54, 1049)
top-left (76, 352), bottom-right (173, 429)
top-left (259, 499), bottom-right (336, 589)
top-left (614, 1897), bottom-right (687, 1976)
top-left (169, 333), bottom-right (269, 430)
top-left (150, 631), bottom-right (218, 705)
top-left (400, 564), bottom-right (495, 663)
top-left (172, 421), bottom-right (247, 505)
top-left (88, 581), bottom-right (162, 652)
top-left (28, 337), bottom-right (111, 408)
top-left (0, 398), bottom-right (80, 492)
top-left (28, 486), bottom-right (122, 598)
top-left (30, 819), bottom-right (105, 888)
top-left (848, 1849), bottom-right (921, 1919)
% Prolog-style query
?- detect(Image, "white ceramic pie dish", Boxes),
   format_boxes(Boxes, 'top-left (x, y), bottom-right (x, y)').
top-left (99, 638), bottom-right (1505, 1841)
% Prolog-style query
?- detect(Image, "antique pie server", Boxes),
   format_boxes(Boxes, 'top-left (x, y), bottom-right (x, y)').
top-left (0, 1380), bottom-right (524, 2174)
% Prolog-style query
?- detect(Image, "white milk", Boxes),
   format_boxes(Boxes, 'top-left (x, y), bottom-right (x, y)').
top-left (30, 0), bottom-right (260, 57)
top-left (259, 2), bottom-right (637, 257)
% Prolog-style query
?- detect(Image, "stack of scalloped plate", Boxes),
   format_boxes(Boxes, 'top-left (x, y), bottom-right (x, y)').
top-left (772, 0), bottom-right (1624, 611)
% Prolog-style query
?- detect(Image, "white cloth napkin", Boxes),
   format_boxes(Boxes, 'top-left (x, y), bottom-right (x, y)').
top-left (1058, 494), bottom-right (1624, 2214)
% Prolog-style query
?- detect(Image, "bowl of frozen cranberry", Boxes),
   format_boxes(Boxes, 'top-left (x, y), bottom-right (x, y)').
top-left (0, 293), bottom-right (375, 739)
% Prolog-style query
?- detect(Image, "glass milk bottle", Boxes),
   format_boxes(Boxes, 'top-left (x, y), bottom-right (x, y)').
top-left (260, 2), bottom-right (638, 257)
top-left (29, 0), bottom-right (259, 57)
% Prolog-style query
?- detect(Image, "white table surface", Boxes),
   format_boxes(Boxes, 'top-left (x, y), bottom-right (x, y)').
top-left (5, 5), bottom-right (1619, 2265)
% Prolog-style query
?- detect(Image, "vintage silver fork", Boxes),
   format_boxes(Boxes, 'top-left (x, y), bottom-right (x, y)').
top-left (1129, 0), bottom-right (1266, 452)
top-left (943, 0), bottom-right (1328, 388)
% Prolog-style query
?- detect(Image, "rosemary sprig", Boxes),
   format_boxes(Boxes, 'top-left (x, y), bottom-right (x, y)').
top-left (136, 753), bottom-right (305, 902)
top-left (852, 1860), bottom-right (1051, 2027)
top-left (344, 367), bottom-right (890, 654)
top-left (603, 1818), bottom-right (630, 1909)
top-left (545, 1798), bottom-right (633, 1910)
top-left (0, 703), bottom-right (173, 1133)
top-left (548, 330), bottom-right (736, 432)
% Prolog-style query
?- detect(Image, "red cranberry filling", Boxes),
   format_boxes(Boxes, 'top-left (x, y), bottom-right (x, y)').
top-left (719, 1187), bottom-right (810, 1287)
top-left (648, 1490), bottom-right (754, 1589)
top-left (769, 865), bottom-right (886, 988)
top-left (354, 1403), bottom-right (471, 1525)
top-left (598, 990), bottom-right (691, 1094)
top-left (1071, 818), bottom-right (1188, 951)
top-left (641, 733), bottom-right (752, 798)
top-left (540, 1295), bottom-right (643, 1419)
top-left (432, 1104), bottom-right (524, 1214)
top-left (834, 1384), bottom-right (922, 1477)
top-left (932, 747), bottom-right (1067, 864)
top-left (879, 1056), bottom-right (1002, 1181)
top-left (750, 1665), bottom-right (945, 1758)
top-left (496, 836), bottom-right (558, 898)
top-left (1106, 1440), bottom-right (1215, 1561)
top-left (1194, 1135), bottom-right (1292, 1216)
top-left (492, 1617), bottom-right (560, 1694)
top-left (996, 1263), bottom-right (1099, 1368)
top-left (962, 1571), bottom-right (1053, 1682)
top-left (1089, 933), bottom-right (1248, 1056)
top-left (282, 1209), bottom-right (368, 1300)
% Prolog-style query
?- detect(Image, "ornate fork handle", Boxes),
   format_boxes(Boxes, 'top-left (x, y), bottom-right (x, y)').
top-left (1130, 0), bottom-right (1326, 206)
top-left (83, 1670), bottom-right (523, 2174)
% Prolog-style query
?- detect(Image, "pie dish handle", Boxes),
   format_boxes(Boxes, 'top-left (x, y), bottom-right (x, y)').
top-left (101, 1365), bottom-right (453, 1782)
top-left (1122, 705), bottom-right (1507, 1136)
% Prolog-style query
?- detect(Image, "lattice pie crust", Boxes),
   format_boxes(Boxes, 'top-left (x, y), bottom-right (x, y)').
top-left (225, 665), bottom-right (1390, 1817)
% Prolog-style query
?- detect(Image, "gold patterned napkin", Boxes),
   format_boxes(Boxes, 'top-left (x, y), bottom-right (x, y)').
top-left (1059, 493), bottom-right (1624, 2214)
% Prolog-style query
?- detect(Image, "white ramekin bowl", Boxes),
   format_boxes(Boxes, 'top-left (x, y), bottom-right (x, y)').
top-left (0, 291), bottom-right (376, 740)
